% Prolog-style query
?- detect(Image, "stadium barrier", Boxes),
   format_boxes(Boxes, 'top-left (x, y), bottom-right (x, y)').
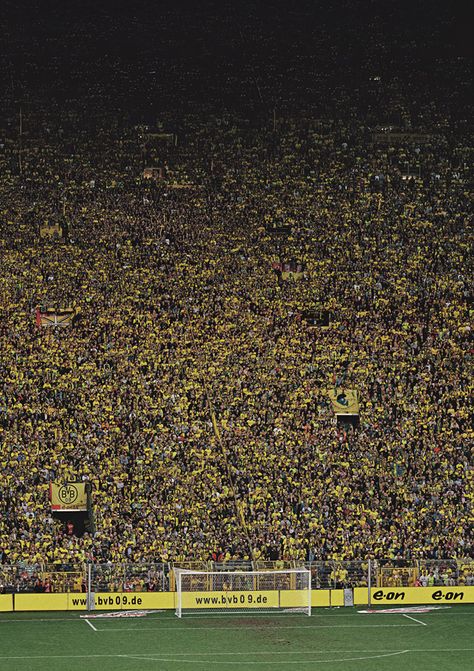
top-left (354, 586), bottom-right (474, 605)
top-left (14, 593), bottom-right (85, 611)
top-left (1, 590), bottom-right (341, 612)
top-left (1, 560), bottom-right (472, 611)
top-left (0, 594), bottom-right (13, 612)
top-left (9, 592), bottom-right (175, 612)
top-left (3, 586), bottom-right (474, 612)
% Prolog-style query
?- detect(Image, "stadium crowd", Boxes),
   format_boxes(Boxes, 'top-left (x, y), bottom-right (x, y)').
top-left (0, 6), bottom-right (472, 574)
top-left (1, 116), bottom-right (471, 567)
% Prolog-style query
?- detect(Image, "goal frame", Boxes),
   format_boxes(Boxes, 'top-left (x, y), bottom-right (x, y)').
top-left (174, 568), bottom-right (312, 618)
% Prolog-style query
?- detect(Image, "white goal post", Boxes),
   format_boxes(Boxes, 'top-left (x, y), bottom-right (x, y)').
top-left (174, 568), bottom-right (311, 618)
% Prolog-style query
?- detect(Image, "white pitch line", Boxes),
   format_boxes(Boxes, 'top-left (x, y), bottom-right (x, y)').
top-left (403, 614), bottom-right (427, 626)
top-left (1, 649), bottom-right (473, 661)
top-left (104, 649), bottom-right (411, 656)
top-left (119, 650), bottom-right (410, 665)
top-left (95, 623), bottom-right (421, 632)
top-left (84, 618), bottom-right (98, 631)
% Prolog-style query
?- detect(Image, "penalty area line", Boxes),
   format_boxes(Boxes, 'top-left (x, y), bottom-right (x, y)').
top-left (94, 623), bottom-right (422, 632)
top-left (403, 614), bottom-right (427, 626)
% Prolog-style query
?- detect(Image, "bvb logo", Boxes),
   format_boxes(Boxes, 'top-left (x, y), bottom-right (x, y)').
top-left (58, 484), bottom-right (78, 505)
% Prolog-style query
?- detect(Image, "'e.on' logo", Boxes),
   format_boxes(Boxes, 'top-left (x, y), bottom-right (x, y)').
top-left (58, 484), bottom-right (79, 505)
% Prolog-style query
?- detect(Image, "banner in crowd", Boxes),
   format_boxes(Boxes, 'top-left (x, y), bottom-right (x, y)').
top-left (143, 167), bottom-right (163, 180)
top-left (281, 260), bottom-right (305, 281)
top-left (146, 132), bottom-right (177, 146)
top-left (50, 482), bottom-right (88, 511)
top-left (36, 305), bottom-right (78, 328)
top-left (327, 389), bottom-right (360, 415)
top-left (39, 223), bottom-right (63, 239)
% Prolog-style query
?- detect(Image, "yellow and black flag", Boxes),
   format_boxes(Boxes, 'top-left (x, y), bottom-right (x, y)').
top-left (36, 305), bottom-right (79, 327)
top-left (327, 389), bottom-right (360, 415)
top-left (50, 482), bottom-right (87, 511)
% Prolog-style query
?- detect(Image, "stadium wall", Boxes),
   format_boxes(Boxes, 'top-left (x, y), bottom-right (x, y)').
top-left (2, 587), bottom-right (473, 612)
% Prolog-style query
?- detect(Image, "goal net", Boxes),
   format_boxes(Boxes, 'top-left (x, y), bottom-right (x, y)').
top-left (174, 568), bottom-right (311, 618)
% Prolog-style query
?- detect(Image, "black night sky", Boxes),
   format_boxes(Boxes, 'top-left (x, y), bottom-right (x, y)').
top-left (1, 0), bottom-right (471, 122)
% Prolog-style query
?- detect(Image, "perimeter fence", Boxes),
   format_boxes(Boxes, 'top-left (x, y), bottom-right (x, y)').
top-left (1, 559), bottom-right (472, 594)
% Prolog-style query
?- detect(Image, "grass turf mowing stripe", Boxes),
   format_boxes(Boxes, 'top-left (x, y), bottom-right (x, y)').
top-left (2, 608), bottom-right (474, 623)
top-left (1, 648), bottom-right (474, 660)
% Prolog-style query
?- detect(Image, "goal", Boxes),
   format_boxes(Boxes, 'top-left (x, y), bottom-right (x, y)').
top-left (174, 568), bottom-right (311, 618)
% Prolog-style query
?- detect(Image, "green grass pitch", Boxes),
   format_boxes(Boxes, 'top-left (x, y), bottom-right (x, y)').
top-left (0, 606), bottom-right (472, 670)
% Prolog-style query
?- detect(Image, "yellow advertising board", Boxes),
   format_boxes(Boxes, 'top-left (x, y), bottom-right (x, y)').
top-left (0, 594), bottom-right (13, 612)
top-left (13, 592), bottom-right (175, 612)
top-left (329, 589), bottom-right (344, 607)
top-left (278, 589), bottom-right (344, 608)
top-left (354, 586), bottom-right (474, 605)
top-left (15, 593), bottom-right (72, 611)
top-left (93, 592), bottom-right (174, 610)
top-left (279, 590), bottom-right (310, 609)
top-left (312, 589), bottom-right (330, 607)
top-left (181, 590), bottom-right (279, 610)
top-left (68, 594), bottom-right (89, 610)
top-left (12, 590), bottom-right (343, 612)
top-left (12, 587), bottom-right (472, 613)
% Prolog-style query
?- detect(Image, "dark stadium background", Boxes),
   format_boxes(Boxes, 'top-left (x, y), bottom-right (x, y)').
top-left (2, 0), bottom-right (471, 114)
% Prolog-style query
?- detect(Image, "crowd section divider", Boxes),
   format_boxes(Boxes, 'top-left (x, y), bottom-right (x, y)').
top-left (2, 586), bottom-right (472, 612)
